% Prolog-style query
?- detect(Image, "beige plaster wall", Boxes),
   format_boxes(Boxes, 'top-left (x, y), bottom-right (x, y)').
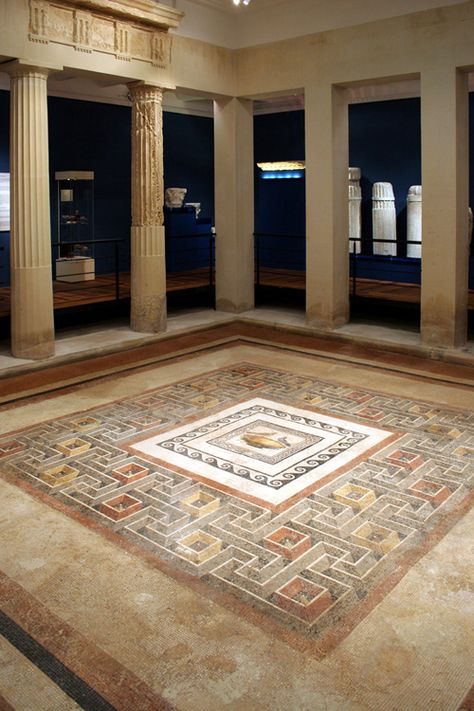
top-left (1, 1), bottom-right (473, 100)
top-left (236, 2), bottom-right (474, 97)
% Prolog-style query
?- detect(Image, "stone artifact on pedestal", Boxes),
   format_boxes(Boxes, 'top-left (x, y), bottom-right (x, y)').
top-left (372, 182), bottom-right (397, 256)
top-left (406, 185), bottom-right (422, 258)
top-left (185, 202), bottom-right (201, 218)
top-left (348, 166), bottom-right (362, 253)
top-left (165, 187), bottom-right (187, 209)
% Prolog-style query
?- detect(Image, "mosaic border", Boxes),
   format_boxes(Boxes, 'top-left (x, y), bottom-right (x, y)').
top-left (0, 360), bottom-right (472, 657)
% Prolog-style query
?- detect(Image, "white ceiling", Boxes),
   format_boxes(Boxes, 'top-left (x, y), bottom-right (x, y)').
top-left (180, 0), bottom-right (289, 12)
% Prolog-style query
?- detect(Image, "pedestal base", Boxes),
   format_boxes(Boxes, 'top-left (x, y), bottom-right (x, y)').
top-left (56, 257), bottom-right (95, 283)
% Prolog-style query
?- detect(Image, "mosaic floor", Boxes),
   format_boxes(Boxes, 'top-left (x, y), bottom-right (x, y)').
top-left (2, 359), bottom-right (473, 652)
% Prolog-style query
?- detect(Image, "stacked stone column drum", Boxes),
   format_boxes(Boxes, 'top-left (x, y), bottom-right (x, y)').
top-left (372, 182), bottom-right (397, 256)
top-left (348, 167), bottom-right (362, 254)
top-left (130, 83), bottom-right (166, 334)
top-left (407, 185), bottom-right (422, 258)
top-left (9, 64), bottom-right (55, 359)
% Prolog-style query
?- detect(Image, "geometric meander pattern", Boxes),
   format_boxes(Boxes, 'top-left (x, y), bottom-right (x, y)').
top-left (1, 363), bottom-right (473, 640)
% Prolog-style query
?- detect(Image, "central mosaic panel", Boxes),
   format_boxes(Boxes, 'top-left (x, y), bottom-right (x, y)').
top-left (131, 398), bottom-right (395, 509)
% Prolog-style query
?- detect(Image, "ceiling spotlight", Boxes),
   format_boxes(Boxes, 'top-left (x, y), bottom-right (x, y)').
top-left (233, 0), bottom-right (251, 5)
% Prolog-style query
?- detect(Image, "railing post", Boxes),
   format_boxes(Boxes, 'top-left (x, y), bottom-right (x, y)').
top-left (352, 240), bottom-right (357, 303)
top-left (209, 232), bottom-right (214, 309)
top-left (115, 241), bottom-right (120, 301)
top-left (256, 233), bottom-right (260, 286)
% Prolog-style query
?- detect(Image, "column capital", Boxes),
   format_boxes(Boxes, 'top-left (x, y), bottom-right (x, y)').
top-left (128, 82), bottom-right (165, 102)
top-left (2, 58), bottom-right (63, 79)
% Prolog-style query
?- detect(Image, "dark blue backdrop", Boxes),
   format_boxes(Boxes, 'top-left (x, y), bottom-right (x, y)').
top-left (254, 111), bottom-right (306, 270)
top-left (0, 91), bottom-right (215, 285)
top-left (48, 96), bottom-right (132, 274)
top-left (254, 99), bottom-right (422, 245)
top-left (0, 90), bottom-right (473, 289)
top-left (163, 111), bottom-right (214, 219)
top-left (349, 98), bottom-right (421, 245)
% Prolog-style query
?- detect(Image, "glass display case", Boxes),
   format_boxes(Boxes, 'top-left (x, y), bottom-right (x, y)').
top-left (55, 170), bottom-right (95, 282)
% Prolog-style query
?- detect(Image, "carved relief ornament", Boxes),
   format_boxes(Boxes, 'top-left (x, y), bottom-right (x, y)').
top-left (130, 84), bottom-right (164, 226)
top-left (28, 0), bottom-right (182, 68)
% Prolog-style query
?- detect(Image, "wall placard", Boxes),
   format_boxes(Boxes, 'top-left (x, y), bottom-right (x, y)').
top-left (0, 173), bottom-right (10, 232)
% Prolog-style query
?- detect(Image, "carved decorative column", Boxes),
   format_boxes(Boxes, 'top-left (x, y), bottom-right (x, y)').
top-left (8, 61), bottom-right (59, 359)
top-left (129, 82), bottom-right (166, 333)
top-left (348, 167), bottom-right (362, 254)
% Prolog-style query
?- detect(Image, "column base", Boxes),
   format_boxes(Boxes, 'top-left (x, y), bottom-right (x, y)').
top-left (421, 312), bottom-right (467, 350)
top-left (130, 226), bottom-right (167, 334)
top-left (215, 298), bottom-right (254, 314)
top-left (11, 266), bottom-right (55, 360)
top-left (305, 304), bottom-right (349, 331)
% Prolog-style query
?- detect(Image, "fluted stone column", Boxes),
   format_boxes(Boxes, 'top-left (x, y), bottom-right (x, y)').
top-left (129, 82), bottom-right (166, 333)
top-left (372, 182), bottom-right (397, 256)
top-left (407, 186), bottom-right (422, 258)
top-left (8, 61), bottom-right (59, 359)
top-left (348, 167), bottom-right (362, 254)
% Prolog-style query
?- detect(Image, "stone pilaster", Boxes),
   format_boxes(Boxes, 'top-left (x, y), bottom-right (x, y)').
top-left (129, 82), bottom-right (166, 333)
top-left (8, 61), bottom-right (58, 359)
top-left (420, 65), bottom-right (469, 348)
top-left (305, 83), bottom-right (349, 330)
top-left (214, 97), bottom-right (254, 314)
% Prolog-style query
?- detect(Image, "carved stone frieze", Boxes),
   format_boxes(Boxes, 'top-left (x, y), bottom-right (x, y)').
top-left (74, 10), bottom-right (93, 52)
top-left (115, 21), bottom-right (131, 61)
top-left (28, 0), bottom-right (176, 68)
top-left (29, 0), bottom-right (49, 44)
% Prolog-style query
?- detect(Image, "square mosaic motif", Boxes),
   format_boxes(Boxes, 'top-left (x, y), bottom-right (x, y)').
top-left (132, 398), bottom-right (394, 508)
top-left (1, 362), bottom-right (473, 646)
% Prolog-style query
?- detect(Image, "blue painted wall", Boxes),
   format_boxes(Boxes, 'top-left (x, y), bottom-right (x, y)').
top-left (163, 112), bottom-right (214, 220)
top-left (349, 97), bottom-right (421, 248)
top-left (1, 89), bottom-right (473, 290)
top-left (48, 96), bottom-right (132, 274)
top-left (254, 111), bottom-right (306, 269)
top-left (254, 99), bottom-right (422, 255)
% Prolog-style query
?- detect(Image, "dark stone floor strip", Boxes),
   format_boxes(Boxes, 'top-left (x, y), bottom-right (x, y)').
top-left (0, 610), bottom-right (118, 711)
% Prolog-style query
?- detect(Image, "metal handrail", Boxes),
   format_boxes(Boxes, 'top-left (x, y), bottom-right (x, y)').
top-left (0, 245), bottom-right (5, 286)
top-left (166, 231), bottom-right (216, 307)
top-left (51, 237), bottom-right (124, 301)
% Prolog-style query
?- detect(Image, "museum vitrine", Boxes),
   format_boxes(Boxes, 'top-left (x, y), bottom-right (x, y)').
top-left (55, 170), bottom-right (95, 282)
